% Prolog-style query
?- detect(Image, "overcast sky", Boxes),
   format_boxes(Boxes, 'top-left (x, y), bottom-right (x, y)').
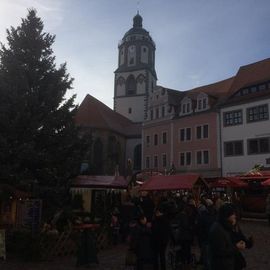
top-left (0, 0), bottom-right (269, 108)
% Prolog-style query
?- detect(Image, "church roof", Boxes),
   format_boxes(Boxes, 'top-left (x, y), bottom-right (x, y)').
top-left (75, 94), bottom-right (141, 137)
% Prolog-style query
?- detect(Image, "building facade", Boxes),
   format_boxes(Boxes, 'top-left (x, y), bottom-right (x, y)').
top-left (143, 78), bottom-right (234, 177)
top-left (220, 59), bottom-right (270, 176)
top-left (77, 13), bottom-right (270, 177)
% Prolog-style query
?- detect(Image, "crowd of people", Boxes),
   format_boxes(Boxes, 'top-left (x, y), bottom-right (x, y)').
top-left (111, 192), bottom-right (253, 270)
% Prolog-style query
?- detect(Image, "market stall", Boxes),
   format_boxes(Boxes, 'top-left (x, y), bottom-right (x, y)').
top-left (70, 175), bottom-right (128, 217)
top-left (140, 174), bottom-right (209, 203)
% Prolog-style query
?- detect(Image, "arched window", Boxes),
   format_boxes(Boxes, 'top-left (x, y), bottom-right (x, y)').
top-left (128, 45), bottom-right (136, 66)
top-left (126, 75), bottom-right (137, 95)
top-left (93, 138), bottom-right (103, 174)
top-left (180, 97), bottom-right (192, 116)
top-left (133, 144), bottom-right (142, 170)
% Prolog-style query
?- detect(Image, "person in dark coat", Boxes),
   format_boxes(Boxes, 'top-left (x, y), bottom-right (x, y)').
top-left (208, 203), bottom-right (246, 270)
top-left (152, 206), bottom-right (170, 270)
top-left (197, 198), bottom-right (216, 269)
top-left (230, 220), bottom-right (253, 270)
top-left (129, 213), bottom-right (155, 270)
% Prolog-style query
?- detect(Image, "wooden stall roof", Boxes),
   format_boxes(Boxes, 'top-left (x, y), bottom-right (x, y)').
top-left (71, 175), bottom-right (128, 189)
top-left (140, 174), bottom-right (207, 191)
top-left (209, 177), bottom-right (248, 188)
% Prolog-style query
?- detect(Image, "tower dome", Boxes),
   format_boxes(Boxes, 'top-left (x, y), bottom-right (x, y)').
top-left (133, 13), bottom-right (142, 28)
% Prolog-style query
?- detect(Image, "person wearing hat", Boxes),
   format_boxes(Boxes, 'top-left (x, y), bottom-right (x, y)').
top-left (208, 203), bottom-right (248, 270)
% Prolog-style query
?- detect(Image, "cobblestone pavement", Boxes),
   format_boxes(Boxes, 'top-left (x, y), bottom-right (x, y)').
top-left (0, 219), bottom-right (269, 270)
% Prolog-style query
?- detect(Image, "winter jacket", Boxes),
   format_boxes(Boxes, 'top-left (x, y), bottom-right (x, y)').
top-left (208, 221), bottom-right (236, 270)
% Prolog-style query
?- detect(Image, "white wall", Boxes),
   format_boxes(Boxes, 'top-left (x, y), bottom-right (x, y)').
top-left (115, 95), bottom-right (146, 122)
top-left (221, 98), bottom-right (270, 175)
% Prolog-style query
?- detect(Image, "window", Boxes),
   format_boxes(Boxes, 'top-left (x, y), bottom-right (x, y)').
top-left (197, 150), bottom-right (209, 164)
top-left (154, 155), bottom-right (158, 168)
top-left (202, 98), bottom-right (207, 109)
top-left (179, 128), bottom-right (191, 141)
top-left (248, 137), bottom-right (270, 154)
top-left (203, 150), bottom-right (209, 164)
top-left (186, 128), bottom-right (191, 140)
top-left (161, 106), bottom-right (165, 117)
top-left (146, 156), bottom-right (150, 169)
top-left (197, 126), bottom-right (201, 139)
top-left (154, 134), bottom-right (158, 146)
top-left (247, 104), bottom-right (269, 122)
top-left (126, 75), bottom-right (136, 95)
top-left (224, 110), bottom-right (243, 126)
top-left (197, 151), bottom-right (202, 164)
top-left (146, 135), bottom-right (150, 146)
top-left (187, 103), bottom-right (190, 113)
top-left (180, 129), bottom-right (185, 141)
top-left (180, 153), bottom-right (185, 166)
top-left (150, 110), bottom-right (153, 120)
top-left (203, 125), bottom-right (208, 138)
top-left (224, 141), bottom-right (243, 156)
top-left (156, 108), bottom-right (159, 119)
top-left (128, 107), bottom-right (132, 114)
top-left (251, 86), bottom-right (257, 93)
top-left (196, 125), bottom-right (208, 139)
top-left (128, 45), bottom-right (136, 66)
top-left (186, 152), bottom-right (191, 165)
top-left (198, 100), bottom-right (202, 110)
top-left (183, 104), bottom-right (186, 114)
top-left (179, 152), bottom-right (192, 166)
top-left (162, 154), bottom-right (167, 167)
top-left (162, 132), bottom-right (167, 144)
top-left (259, 84), bottom-right (266, 91)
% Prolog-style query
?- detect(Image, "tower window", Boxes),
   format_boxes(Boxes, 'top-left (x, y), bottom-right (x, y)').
top-left (129, 58), bottom-right (134, 65)
top-left (126, 75), bottom-right (137, 95)
top-left (128, 108), bottom-right (132, 114)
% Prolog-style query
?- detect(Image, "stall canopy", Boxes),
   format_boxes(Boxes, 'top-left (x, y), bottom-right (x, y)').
top-left (210, 177), bottom-right (248, 188)
top-left (261, 178), bottom-right (270, 187)
top-left (71, 175), bottom-right (128, 189)
top-left (140, 174), bottom-right (207, 191)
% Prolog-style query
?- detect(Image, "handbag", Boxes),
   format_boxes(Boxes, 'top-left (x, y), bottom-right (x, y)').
top-left (125, 249), bottom-right (137, 266)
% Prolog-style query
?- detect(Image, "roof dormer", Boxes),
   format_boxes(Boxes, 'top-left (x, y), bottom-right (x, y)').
top-left (195, 92), bottom-right (209, 112)
top-left (179, 96), bottom-right (193, 116)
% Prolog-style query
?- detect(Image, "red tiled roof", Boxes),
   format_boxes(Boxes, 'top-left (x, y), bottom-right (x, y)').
top-left (140, 174), bottom-right (206, 191)
top-left (187, 77), bottom-right (235, 99)
top-left (74, 94), bottom-right (141, 136)
top-left (71, 175), bottom-right (128, 189)
top-left (228, 58), bottom-right (270, 97)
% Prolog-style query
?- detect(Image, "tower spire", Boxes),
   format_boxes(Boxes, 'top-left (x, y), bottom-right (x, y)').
top-left (137, 0), bottom-right (140, 15)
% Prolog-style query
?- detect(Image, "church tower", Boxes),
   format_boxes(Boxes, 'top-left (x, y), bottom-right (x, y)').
top-left (114, 13), bottom-right (157, 122)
